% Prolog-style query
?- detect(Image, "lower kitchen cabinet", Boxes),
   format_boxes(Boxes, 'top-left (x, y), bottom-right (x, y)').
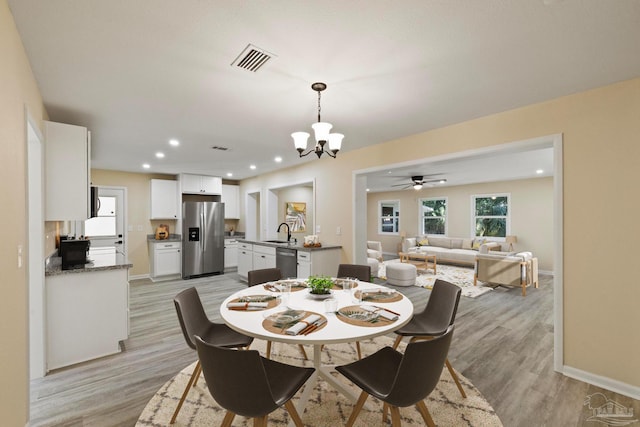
top-left (224, 238), bottom-right (238, 269)
top-left (149, 240), bottom-right (181, 281)
top-left (297, 248), bottom-right (341, 278)
top-left (253, 245), bottom-right (276, 270)
top-left (237, 242), bottom-right (253, 280)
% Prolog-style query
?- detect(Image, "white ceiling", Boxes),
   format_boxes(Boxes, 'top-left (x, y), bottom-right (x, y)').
top-left (8, 0), bottom-right (640, 190)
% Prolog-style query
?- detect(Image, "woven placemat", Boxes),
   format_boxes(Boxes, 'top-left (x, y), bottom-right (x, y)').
top-left (333, 279), bottom-right (359, 290)
top-left (336, 305), bottom-right (397, 327)
top-left (227, 295), bottom-right (280, 310)
top-left (355, 289), bottom-right (403, 303)
top-left (263, 281), bottom-right (308, 293)
top-left (262, 310), bottom-right (327, 335)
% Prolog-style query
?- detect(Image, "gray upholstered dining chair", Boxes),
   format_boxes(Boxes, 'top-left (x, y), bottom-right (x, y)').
top-left (336, 326), bottom-right (454, 427)
top-left (171, 287), bottom-right (253, 424)
top-left (247, 267), bottom-right (308, 360)
top-left (392, 278), bottom-right (466, 398)
top-left (336, 263), bottom-right (372, 359)
top-left (195, 336), bottom-right (315, 427)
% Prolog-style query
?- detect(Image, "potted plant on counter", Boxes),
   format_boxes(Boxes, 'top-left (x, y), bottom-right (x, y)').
top-left (307, 275), bottom-right (335, 299)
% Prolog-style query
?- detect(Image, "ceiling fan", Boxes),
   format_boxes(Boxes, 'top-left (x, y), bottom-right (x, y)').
top-left (391, 175), bottom-right (446, 190)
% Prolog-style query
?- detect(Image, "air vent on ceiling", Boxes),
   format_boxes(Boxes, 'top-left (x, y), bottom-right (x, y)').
top-left (231, 44), bottom-right (276, 72)
top-left (211, 145), bottom-right (230, 151)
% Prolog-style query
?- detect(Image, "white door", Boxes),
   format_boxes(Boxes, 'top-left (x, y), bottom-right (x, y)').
top-left (83, 187), bottom-right (127, 256)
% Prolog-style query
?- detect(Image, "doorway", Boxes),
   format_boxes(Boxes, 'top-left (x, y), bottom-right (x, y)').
top-left (77, 187), bottom-right (127, 257)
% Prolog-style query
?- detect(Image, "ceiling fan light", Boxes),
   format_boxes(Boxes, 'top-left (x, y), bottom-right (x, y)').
top-left (328, 133), bottom-right (343, 152)
top-left (413, 183), bottom-right (423, 190)
top-left (312, 122), bottom-right (332, 142)
top-left (292, 132), bottom-right (310, 151)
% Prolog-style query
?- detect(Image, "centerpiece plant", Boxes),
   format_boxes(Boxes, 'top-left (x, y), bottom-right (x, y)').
top-left (307, 275), bottom-right (335, 295)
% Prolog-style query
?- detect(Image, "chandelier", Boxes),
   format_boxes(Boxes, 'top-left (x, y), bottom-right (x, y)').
top-left (291, 82), bottom-right (344, 158)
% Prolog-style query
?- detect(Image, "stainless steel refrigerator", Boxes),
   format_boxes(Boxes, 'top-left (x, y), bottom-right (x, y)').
top-left (182, 201), bottom-right (225, 278)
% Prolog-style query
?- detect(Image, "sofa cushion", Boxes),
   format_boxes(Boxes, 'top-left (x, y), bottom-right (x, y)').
top-left (450, 238), bottom-right (463, 249)
top-left (417, 237), bottom-right (429, 246)
top-left (462, 238), bottom-right (473, 250)
top-left (428, 236), bottom-right (451, 249)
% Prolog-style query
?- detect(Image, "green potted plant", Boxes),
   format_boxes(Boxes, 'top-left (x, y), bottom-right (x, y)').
top-left (307, 275), bottom-right (335, 297)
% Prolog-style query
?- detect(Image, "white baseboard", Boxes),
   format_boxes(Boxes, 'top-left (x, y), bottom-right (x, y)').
top-left (562, 365), bottom-right (640, 400)
top-left (128, 273), bottom-right (149, 281)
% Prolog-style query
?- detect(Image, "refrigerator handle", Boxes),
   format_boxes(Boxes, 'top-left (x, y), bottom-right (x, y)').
top-left (201, 209), bottom-right (206, 252)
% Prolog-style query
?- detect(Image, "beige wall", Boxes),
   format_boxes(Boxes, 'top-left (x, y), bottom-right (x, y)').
top-left (91, 169), bottom-right (176, 277)
top-left (367, 177), bottom-right (554, 270)
top-left (0, 1), bottom-right (47, 424)
top-left (276, 186), bottom-right (314, 240)
top-left (241, 78), bottom-right (640, 389)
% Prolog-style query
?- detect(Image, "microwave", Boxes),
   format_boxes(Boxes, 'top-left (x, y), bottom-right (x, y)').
top-left (60, 239), bottom-right (91, 270)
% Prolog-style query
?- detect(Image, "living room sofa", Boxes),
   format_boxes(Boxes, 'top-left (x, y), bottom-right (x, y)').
top-left (474, 251), bottom-right (538, 296)
top-left (401, 235), bottom-right (500, 266)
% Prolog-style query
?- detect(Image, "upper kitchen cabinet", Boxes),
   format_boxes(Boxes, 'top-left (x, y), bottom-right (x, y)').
top-left (179, 173), bottom-right (222, 195)
top-left (44, 121), bottom-right (90, 221)
top-left (150, 179), bottom-right (179, 219)
top-left (222, 184), bottom-right (240, 219)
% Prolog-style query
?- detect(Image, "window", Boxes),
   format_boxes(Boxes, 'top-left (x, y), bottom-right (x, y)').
top-left (419, 197), bottom-right (447, 235)
top-left (472, 194), bottom-right (509, 238)
top-left (378, 200), bottom-right (399, 234)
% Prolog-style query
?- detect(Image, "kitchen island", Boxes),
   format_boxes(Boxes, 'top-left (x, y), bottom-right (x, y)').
top-left (236, 239), bottom-right (342, 281)
top-left (45, 248), bottom-right (132, 371)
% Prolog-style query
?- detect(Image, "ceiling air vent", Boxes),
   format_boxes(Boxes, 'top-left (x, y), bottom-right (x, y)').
top-left (231, 44), bottom-right (276, 72)
top-left (211, 145), bottom-right (229, 151)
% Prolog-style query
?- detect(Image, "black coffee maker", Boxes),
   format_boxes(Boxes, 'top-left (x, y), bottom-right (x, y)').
top-left (59, 239), bottom-right (90, 270)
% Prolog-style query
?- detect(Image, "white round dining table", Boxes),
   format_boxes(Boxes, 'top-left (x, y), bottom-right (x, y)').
top-left (220, 279), bottom-right (414, 415)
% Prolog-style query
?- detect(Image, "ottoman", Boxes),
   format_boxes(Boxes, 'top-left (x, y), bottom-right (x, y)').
top-left (367, 257), bottom-right (379, 278)
top-left (386, 263), bottom-right (417, 287)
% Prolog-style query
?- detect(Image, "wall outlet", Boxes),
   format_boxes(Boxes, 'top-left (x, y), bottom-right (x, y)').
top-left (315, 225), bottom-right (321, 233)
top-left (336, 226), bottom-right (341, 235)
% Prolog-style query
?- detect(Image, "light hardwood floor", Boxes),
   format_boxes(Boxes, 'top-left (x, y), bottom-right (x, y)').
top-left (29, 271), bottom-right (638, 426)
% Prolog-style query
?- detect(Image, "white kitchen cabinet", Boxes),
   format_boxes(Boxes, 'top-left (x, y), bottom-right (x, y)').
top-left (224, 238), bottom-right (238, 269)
top-left (297, 250), bottom-right (311, 278)
top-left (46, 268), bottom-right (128, 370)
top-left (180, 173), bottom-right (222, 195)
top-left (237, 242), bottom-right (253, 280)
top-left (44, 120), bottom-right (91, 220)
top-left (253, 245), bottom-right (276, 270)
top-left (297, 248), bottom-right (341, 277)
top-left (149, 241), bottom-right (181, 280)
top-left (222, 184), bottom-right (240, 219)
top-left (150, 179), bottom-right (179, 219)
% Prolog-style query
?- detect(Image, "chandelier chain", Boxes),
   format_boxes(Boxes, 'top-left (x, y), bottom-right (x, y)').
top-left (317, 90), bottom-right (322, 123)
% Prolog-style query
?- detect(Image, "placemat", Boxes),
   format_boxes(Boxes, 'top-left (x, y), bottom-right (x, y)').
top-left (333, 278), bottom-right (359, 290)
top-left (355, 289), bottom-right (403, 303)
top-left (227, 294), bottom-right (280, 310)
top-left (263, 280), bottom-right (308, 293)
top-left (336, 305), bottom-right (397, 327)
top-left (262, 310), bottom-right (327, 335)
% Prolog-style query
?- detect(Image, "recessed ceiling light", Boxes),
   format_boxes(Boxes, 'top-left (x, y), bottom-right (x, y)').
top-left (226, 172), bottom-right (233, 177)
top-left (142, 163), bottom-right (150, 169)
top-left (155, 152), bottom-right (165, 158)
top-left (169, 139), bottom-right (180, 146)
top-left (249, 164), bottom-right (257, 170)
top-left (366, 188), bottom-right (370, 192)
top-left (274, 156), bottom-right (282, 163)
top-left (536, 169), bottom-right (544, 174)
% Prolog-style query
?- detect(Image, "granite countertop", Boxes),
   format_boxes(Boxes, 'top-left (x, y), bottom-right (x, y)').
top-left (237, 239), bottom-right (342, 251)
top-left (147, 233), bottom-right (181, 242)
top-left (45, 248), bottom-right (132, 276)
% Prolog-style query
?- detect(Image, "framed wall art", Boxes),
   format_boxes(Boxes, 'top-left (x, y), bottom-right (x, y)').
top-left (285, 202), bottom-right (306, 232)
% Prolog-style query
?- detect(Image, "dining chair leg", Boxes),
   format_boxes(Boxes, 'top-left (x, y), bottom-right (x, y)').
top-left (298, 344), bottom-right (308, 360)
top-left (415, 400), bottom-right (436, 427)
top-left (221, 411), bottom-right (235, 427)
top-left (389, 405), bottom-right (402, 427)
top-left (252, 415), bottom-right (268, 427)
top-left (191, 362), bottom-right (202, 387)
top-left (266, 340), bottom-right (272, 359)
top-left (356, 341), bottom-right (362, 359)
top-left (346, 391), bottom-right (369, 427)
top-left (392, 335), bottom-right (403, 349)
top-left (445, 358), bottom-right (467, 398)
top-left (285, 400), bottom-right (306, 427)
top-left (382, 402), bottom-right (389, 422)
top-left (170, 360), bottom-right (201, 424)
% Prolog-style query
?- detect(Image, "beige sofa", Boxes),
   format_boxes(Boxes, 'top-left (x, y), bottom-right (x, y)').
top-left (474, 251), bottom-right (538, 296)
top-left (401, 235), bottom-right (500, 266)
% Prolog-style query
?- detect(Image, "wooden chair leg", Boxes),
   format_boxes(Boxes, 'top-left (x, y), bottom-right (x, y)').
top-left (191, 362), bottom-right (202, 386)
top-left (445, 358), bottom-right (467, 398)
top-left (346, 391), bottom-right (369, 427)
top-left (221, 411), bottom-right (236, 427)
top-left (266, 340), bottom-right (272, 359)
top-left (298, 344), bottom-right (308, 360)
top-left (285, 400), bottom-right (305, 427)
top-left (170, 360), bottom-right (201, 424)
top-left (356, 341), bottom-right (362, 359)
top-left (382, 402), bottom-right (389, 422)
top-left (416, 400), bottom-right (436, 427)
top-left (389, 405), bottom-right (402, 427)
top-left (392, 335), bottom-right (403, 349)
top-left (252, 415), bottom-right (268, 427)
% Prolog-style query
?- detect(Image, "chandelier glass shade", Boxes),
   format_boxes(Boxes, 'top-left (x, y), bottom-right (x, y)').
top-left (292, 82), bottom-right (343, 158)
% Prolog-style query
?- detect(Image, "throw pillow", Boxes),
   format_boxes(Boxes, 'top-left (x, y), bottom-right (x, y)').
top-left (472, 238), bottom-right (485, 250)
top-left (417, 237), bottom-right (429, 246)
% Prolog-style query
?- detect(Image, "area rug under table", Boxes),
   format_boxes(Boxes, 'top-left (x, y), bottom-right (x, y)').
top-left (136, 337), bottom-right (502, 426)
top-left (379, 259), bottom-right (494, 298)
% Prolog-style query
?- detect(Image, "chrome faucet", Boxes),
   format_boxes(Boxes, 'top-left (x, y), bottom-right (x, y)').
top-left (277, 222), bottom-right (291, 242)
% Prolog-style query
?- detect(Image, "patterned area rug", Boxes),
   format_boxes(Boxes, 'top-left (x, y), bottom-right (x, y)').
top-left (379, 259), bottom-right (494, 298)
top-left (136, 337), bottom-right (502, 427)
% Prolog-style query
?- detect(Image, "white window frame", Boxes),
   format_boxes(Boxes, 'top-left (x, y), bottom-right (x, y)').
top-left (378, 200), bottom-right (400, 235)
top-left (418, 197), bottom-right (447, 236)
top-left (471, 193), bottom-right (510, 240)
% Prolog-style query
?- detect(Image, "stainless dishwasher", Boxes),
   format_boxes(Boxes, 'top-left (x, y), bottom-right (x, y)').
top-left (276, 247), bottom-right (298, 278)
